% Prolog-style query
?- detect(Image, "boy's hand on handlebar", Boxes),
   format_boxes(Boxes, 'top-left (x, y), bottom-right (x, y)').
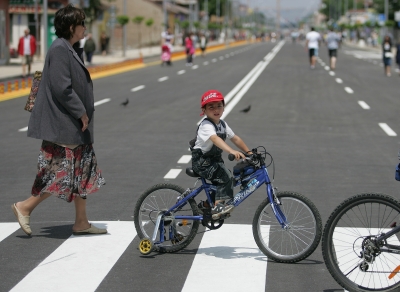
top-left (230, 150), bottom-right (246, 161)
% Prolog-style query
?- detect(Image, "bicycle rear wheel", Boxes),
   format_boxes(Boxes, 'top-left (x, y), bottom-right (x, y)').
top-left (252, 191), bottom-right (322, 263)
top-left (134, 183), bottom-right (200, 253)
top-left (322, 193), bottom-right (400, 292)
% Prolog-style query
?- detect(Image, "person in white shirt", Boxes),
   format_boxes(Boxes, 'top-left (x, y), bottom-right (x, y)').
top-left (305, 27), bottom-right (321, 69)
top-left (325, 28), bottom-right (341, 70)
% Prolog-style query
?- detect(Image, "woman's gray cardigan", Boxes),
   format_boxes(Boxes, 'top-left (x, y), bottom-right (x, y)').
top-left (28, 38), bottom-right (95, 145)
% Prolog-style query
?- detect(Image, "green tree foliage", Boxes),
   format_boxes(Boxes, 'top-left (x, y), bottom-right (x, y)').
top-left (116, 15), bottom-right (129, 26)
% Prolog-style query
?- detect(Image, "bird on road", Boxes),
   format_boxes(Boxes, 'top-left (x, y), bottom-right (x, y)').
top-left (240, 105), bottom-right (251, 113)
top-left (121, 98), bottom-right (129, 106)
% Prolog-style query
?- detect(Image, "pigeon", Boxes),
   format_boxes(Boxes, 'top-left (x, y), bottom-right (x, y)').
top-left (121, 98), bottom-right (129, 106)
top-left (240, 105), bottom-right (251, 113)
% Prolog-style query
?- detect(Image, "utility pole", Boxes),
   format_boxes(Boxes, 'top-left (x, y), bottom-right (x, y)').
top-left (384, 0), bottom-right (388, 23)
top-left (216, 0), bottom-right (220, 36)
top-left (34, 0), bottom-right (40, 57)
top-left (204, 0), bottom-right (208, 32)
top-left (123, 0), bottom-right (126, 57)
top-left (43, 0), bottom-right (48, 56)
top-left (163, 0), bottom-right (167, 28)
top-left (276, 0), bottom-right (280, 35)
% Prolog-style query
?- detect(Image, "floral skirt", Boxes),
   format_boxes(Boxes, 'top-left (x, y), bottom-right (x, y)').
top-left (31, 141), bottom-right (106, 202)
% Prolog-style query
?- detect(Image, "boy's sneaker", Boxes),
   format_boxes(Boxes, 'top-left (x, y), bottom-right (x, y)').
top-left (211, 203), bottom-right (234, 220)
top-left (197, 200), bottom-right (211, 214)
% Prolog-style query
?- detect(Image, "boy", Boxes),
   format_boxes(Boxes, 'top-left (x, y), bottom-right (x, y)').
top-left (191, 90), bottom-right (251, 219)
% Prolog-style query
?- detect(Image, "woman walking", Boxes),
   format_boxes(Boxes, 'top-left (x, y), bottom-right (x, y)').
top-left (382, 35), bottom-right (393, 77)
top-left (12, 4), bottom-right (106, 236)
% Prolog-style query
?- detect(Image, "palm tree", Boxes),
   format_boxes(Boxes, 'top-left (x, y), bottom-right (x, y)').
top-left (116, 15), bottom-right (129, 57)
top-left (132, 16), bottom-right (145, 53)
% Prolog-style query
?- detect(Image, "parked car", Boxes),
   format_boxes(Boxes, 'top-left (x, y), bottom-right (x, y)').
top-left (9, 47), bottom-right (18, 58)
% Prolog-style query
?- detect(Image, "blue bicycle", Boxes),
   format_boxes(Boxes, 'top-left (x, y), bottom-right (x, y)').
top-left (134, 146), bottom-right (322, 263)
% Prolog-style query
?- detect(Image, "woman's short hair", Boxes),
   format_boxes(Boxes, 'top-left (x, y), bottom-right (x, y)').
top-left (54, 4), bottom-right (85, 39)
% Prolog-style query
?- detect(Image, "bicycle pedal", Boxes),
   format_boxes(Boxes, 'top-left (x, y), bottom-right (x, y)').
top-left (220, 213), bottom-right (231, 220)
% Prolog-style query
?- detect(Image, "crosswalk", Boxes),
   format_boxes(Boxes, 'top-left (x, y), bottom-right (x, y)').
top-left (1, 222), bottom-right (271, 292)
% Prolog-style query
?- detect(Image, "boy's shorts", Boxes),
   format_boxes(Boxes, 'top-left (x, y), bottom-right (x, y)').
top-left (21, 55), bottom-right (32, 65)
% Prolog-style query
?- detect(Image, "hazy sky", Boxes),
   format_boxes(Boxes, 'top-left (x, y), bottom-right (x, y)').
top-left (248, 0), bottom-right (321, 23)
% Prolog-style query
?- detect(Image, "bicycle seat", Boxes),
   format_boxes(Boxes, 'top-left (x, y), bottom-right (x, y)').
top-left (186, 168), bottom-right (202, 178)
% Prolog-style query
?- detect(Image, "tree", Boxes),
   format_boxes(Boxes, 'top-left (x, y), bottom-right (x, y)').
top-left (132, 16), bottom-right (145, 50)
top-left (145, 18), bottom-right (154, 47)
top-left (117, 15), bottom-right (129, 57)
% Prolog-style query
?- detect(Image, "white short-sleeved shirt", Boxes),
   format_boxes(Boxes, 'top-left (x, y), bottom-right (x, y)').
top-left (306, 31), bottom-right (321, 49)
top-left (194, 119), bottom-right (235, 153)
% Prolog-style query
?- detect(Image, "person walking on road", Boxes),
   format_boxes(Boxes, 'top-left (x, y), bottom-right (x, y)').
top-left (199, 32), bottom-right (207, 57)
top-left (84, 33), bottom-right (96, 64)
top-left (305, 27), bottom-right (321, 69)
top-left (185, 32), bottom-right (194, 66)
top-left (12, 4), bottom-right (107, 237)
top-left (100, 31), bottom-right (109, 56)
top-left (382, 35), bottom-right (393, 77)
top-left (18, 28), bottom-right (36, 78)
top-left (326, 28), bottom-right (341, 70)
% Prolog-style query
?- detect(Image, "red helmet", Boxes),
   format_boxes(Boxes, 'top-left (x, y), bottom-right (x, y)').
top-left (201, 90), bottom-right (224, 108)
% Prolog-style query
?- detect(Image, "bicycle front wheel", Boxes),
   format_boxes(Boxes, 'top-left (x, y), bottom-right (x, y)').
top-left (252, 191), bottom-right (322, 263)
top-left (134, 183), bottom-right (200, 253)
top-left (322, 193), bottom-right (400, 292)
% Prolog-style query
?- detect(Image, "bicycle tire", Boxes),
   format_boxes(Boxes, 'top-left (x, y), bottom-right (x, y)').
top-left (322, 193), bottom-right (400, 292)
top-left (134, 183), bottom-right (200, 253)
top-left (252, 191), bottom-right (322, 263)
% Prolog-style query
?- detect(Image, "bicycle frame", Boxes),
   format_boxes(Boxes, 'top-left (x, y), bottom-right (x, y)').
top-left (150, 163), bottom-right (290, 244)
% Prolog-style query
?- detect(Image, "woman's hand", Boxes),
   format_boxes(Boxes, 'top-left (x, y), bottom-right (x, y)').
top-left (80, 113), bottom-right (89, 132)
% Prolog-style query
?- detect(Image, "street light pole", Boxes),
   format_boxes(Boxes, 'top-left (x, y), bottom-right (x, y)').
top-left (276, 0), bottom-right (280, 35)
top-left (43, 0), bottom-right (48, 57)
top-left (123, 0), bottom-right (126, 57)
top-left (384, 0), bottom-right (388, 23)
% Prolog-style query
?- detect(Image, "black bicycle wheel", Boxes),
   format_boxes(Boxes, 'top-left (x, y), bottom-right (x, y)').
top-left (134, 183), bottom-right (200, 253)
top-left (252, 191), bottom-right (322, 263)
top-left (322, 193), bottom-right (400, 292)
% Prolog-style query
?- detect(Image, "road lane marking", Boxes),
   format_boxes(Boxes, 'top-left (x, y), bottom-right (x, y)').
top-left (158, 76), bottom-right (169, 82)
top-left (0, 223), bottom-right (20, 243)
top-left (10, 221), bottom-right (136, 292)
top-left (178, 155), bottom-right (192, 164)
top-left (203, 61), bottom-right (209, 65)
top-left (225, 54), bottom-right (230, 58)
top-left (177, 70), bottom-right (185, 75)
top-left (335, 78), bottom-right (343, 84)
top-left (164, 169), bottom-right (182, 179)
top-left (192, 65), bottom-right (199, 69)
top-left (131, 85), bottom-right (145, 92)
top-left (358, 101), bottom-right (370, 110)
top-left (18, 126), bottom-right (28, 132)
top-left (329, 71), bottom-right (335, 76)
top-left (212, 58), bottom-right (217, 62)
top-left (219, 56), bottom-right (224, 60)
top-left (344, 87), bottom-right (354, 94)
top-left (94, 98), bottom-right (111, 106)
top-left (379, 123), bottom-right (397, 136)
top-left (324, 66), bottom-right (330, 70)
top-left (182, 224), bottom-right (268, 292)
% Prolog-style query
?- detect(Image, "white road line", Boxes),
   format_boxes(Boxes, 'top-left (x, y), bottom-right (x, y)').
top-left (203, 61), bottom-right (209, 65)
top-left (219, 56), bottom-right (224, 60)
top-left (182, 224), bottom-right (268, 292)
top-left (158, 76), bottom-right (169, 82)
top-left (325, 66), bottom-right (330, 71)
top-left (131, 85), bottom-right (145, 92)
top-left (94, 98), bottom-right (111, 106)
top-left (358, 101), bottom-right (370, 110)
top-left (10, 221), bottom-right (136, 292)
top-left (225, 54), bottom-right (230, 58)
top-left (379, 123), bottom-right (397, 136)
top-left (18, 126), bottom-right (28, 132)
top-left (329, 71), bottom-right (335, 76)
top-left (344, 87), bottom-right (354, 94)
top-left (212, 58), bottom-right (217, 62)
top-left (192, 65), bottom-right (199, 69)
top-left (222, 41), bottom-right (284, 119)
top-left (335, 78), bottom-right (343, 84)
top-left (164, 169), bottom-right (182, 179)
top-left (177, 70), bottom-right (185, 75)
top-left (177, 155), bottom-right (192, 164)
top-left (0, 223), bottom-right (20, 243)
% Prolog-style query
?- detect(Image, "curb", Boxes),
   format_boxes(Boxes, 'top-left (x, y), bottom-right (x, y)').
top-left (0, 40), bottom-right (250, 102)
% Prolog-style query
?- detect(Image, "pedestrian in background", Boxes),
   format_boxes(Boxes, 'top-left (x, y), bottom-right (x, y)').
top-left (100, 31), bottom-right (109, 56)
top-left (326, 27), bottom-right (341, 70)
top-left (185, 32), bottom-right (194, 66)
top-left (84, 33), bottom-right (96, 64)
top-left (305, 27), bottom-right (321, 69)
top-left (199, 32), bottom-right (207, 57)
top-left (382, 35), bottom-right (393, 77)
top-left (18, 28), bottom-right (36, 78)
top-left (396, 39), bottom-right (400, 76)
top-left (12, 4), bottom-right (106, 237)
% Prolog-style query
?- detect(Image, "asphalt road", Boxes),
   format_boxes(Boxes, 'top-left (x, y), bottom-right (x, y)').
top-left (1, 39), bottom-right (400, 292)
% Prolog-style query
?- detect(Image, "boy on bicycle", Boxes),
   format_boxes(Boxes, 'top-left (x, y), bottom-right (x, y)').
top-left (190, 90), bottom-right (251, 219)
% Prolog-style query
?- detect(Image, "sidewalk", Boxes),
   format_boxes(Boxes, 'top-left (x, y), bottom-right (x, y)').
top-left (343, 39), bottom-right (382, 53)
